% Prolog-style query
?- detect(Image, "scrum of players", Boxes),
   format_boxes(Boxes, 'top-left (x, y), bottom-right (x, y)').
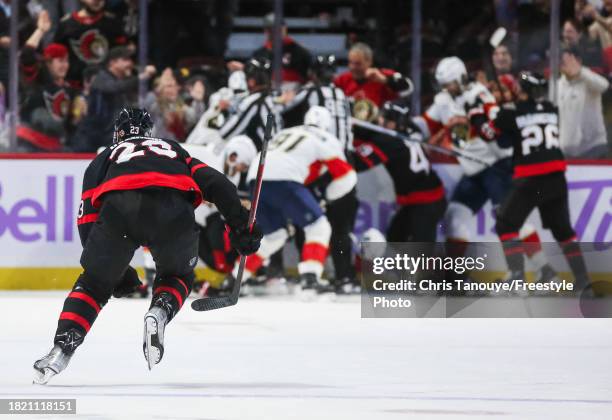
top-left (139, 54), bottom-right (594, 298)
top-left (32, 53), bottom-right (598, 384)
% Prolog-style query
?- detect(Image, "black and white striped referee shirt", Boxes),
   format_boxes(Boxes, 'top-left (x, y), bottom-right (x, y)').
top-left (282, 83), bottom-right (353, 151)
top-left (218, 90), bottom-right (282, 150)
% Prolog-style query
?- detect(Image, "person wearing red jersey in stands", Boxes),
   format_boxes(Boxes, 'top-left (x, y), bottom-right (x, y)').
top-left (334, 42), bottom-right (412, 121)
top-left (17, 12), bottom-right (84, 152)
top-left (54, 0), bottom-right (128, 89)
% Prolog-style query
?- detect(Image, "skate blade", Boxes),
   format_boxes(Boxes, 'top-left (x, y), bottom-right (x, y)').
top-left (144, 316), bottom-right (163, 371)
top-left (32, 367), bottom-right (56, 385)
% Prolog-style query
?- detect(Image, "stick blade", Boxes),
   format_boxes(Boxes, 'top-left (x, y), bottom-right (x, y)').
top-left (191, 296), bottom-right (237, 312)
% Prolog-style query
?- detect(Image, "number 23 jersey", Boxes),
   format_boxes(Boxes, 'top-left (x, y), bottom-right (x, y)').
top-left (77, 135), bottom-right (243, 246)
top-left (494, 100), bottom-right (566, 179)
top-left (84, 136), bottom-right (202, 209)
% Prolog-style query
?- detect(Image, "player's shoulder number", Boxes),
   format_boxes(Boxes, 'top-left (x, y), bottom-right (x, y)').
top-left (269, 129), bottom-right (315, 152)
top-left (109, 138), bottom-right (178, 163)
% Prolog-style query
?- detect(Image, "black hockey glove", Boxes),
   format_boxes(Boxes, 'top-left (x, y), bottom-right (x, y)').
top-left (226, 207), bottom-right (263, 255)
top-left (229, 223), bottom-right (263, 255)
top-left (113, 266), bottom-right (143, 298)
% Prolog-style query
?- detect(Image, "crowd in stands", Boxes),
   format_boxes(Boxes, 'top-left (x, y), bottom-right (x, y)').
top-left (0, 0), bottom-right (611, 159)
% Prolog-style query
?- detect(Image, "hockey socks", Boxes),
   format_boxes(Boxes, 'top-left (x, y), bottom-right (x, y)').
top-left (150, 276), bottom-right (192, 321)
top-left (54, 283), bottom-right (104, 354)
top-left (500, 234), bottom-right (526, 279)
top-left (560, 237), bottom-right (591, 290)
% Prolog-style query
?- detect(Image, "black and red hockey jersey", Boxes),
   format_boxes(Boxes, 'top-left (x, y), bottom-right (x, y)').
top-left (493, 99), bottom-right (566, 178)
top-left (77, 135), bottom-right (243, 246)
top-left (352, 125), bottom-right (445, 206)
top-left (54, 11), bottom-right (127, 87)
top-left (18, 46), bottom-right (79, 151)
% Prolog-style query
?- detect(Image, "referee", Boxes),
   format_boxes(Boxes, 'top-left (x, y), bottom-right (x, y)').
top-left (282, 55), bottom-right (353, 152)
top-left (219, 58), bottom-right (282, 150)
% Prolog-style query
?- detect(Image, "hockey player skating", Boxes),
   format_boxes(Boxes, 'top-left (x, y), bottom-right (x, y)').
top-left (491, 72), bottom-right (593, 293)
top-left (33, 108), bottom-right (262, 384)
top-left (237, 106), bottom-right (357, 289)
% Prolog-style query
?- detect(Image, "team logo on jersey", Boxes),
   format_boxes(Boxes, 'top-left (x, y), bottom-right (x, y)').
top-left (70, 29), bottom-right (109, 64)
top-left (43, 89), bottom-right (71, 121)
top-left (353, 98), bottom-right (378, 122)
top-left (356, 143), bottom-right (374, 157)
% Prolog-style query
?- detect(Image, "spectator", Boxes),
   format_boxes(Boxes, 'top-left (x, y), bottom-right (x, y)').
top-left (70, 46), bottom-right (155, 152)
top-left (558, 48), bottom-right (610, 158)
top-left (41, 1), bottom-right (79, 43)
top-left (54, 0), bottom-right (127, 89)
top-left (183, 75), bottom-right (207, 121)
top-left (145, 68), bottom-right (205, 141)
top-left (249, 13), bottom-right (312, 90)
top-left (15, 13), bottom-right (82, 153)
top-left (582, 0), bottom-right (612, 47)
top-left (334, 42), bottom-right (412, 121)
top-left (478, 43), bottom-right (518, 104)
top-left (492, 44), bottom-right (514, 76)
top-left (562, 18), bottom-right (604, 70)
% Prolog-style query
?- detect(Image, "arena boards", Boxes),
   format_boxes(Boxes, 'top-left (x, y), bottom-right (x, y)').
top-left (0, 156), bottom-right (610, 289)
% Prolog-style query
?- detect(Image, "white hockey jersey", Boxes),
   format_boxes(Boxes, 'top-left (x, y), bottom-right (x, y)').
top-left (247, 126), bottom-right (357, 201)
top-left (420, 82), bottom-right (511, 176)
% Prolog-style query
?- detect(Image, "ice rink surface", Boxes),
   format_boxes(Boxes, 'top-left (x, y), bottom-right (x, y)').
top-left (1, 291), bottom-right (612, 420)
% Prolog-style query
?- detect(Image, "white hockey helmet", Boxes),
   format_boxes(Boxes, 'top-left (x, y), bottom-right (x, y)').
top-left (228, 70), bottom-right (247, 93)
top-left (225, 135), bottom-right (257, 168)
top-left (304, 106), bottom-right (333, 133)
top-left (435, 56), bottom-right (467, 87)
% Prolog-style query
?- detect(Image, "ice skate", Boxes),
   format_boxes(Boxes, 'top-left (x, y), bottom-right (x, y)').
top-left (300, 272), bottom-right (319, 290)
top-left (33, 344), bottom-right (73, 385)
top-left (143, 300), bottom-right (170, 370)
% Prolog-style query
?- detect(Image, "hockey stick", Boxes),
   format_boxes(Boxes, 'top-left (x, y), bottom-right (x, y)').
top-left (191, 114), bottom-right (273, 311)
top-left (351, 118), bottom-right (496, 169)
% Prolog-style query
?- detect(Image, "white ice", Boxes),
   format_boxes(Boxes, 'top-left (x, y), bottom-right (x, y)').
top-left (1, 291), bottom-right (612, 420)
